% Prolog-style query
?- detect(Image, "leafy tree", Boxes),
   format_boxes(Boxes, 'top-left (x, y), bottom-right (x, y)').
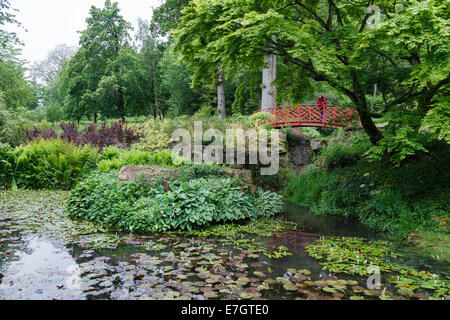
top-left (159, 45), bottom-right (200, 116)
top-left (152, 0), bottom-right (191, 37)
top-left (361, 0), bottom-right (449, 162)
top-left (172, 0), bottom-right (449, 163)
top-left (95, 47), bottom-right (148, 118)
top-left (0, 0), bottom-right (21, 51)
top-left (172, 2), bottom-right (235, 118)
top-left (0, 0), bottom-right (37, 112)
top-left (61, 0), bottom-right (146, 121)
top-left (135, 18), bottom-right (165, 118)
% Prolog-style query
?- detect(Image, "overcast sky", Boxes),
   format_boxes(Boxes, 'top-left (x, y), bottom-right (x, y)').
top-left (5, 0), bottom-right (163, 65)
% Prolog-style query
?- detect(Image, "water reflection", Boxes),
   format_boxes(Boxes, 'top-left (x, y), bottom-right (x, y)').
top-left (283, 202), bottom-right (379, 239)
top-left (0, 236), bottom-right (84, 300)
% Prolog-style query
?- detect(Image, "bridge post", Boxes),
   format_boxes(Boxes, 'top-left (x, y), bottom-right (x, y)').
top-left (275, 106), bottom-right (278, 127)
top-left (333, 107), bottom-right (336, 126)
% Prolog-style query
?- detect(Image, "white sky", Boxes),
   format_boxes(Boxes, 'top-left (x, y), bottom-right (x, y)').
top-left (5, 0), bottom-right (163, 65)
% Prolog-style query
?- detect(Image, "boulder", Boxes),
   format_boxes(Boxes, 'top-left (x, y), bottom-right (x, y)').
top-left (118, 165), bottom-right (256, 193)
top-left (311, 139), bottom-right (326, 151)
top-left (118, 166), bottom-right (179, 182)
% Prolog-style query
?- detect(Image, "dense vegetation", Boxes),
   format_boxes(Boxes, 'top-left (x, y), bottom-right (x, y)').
top-left (285, 130), bottom-right (450, 259)
top-left (1, 0), bottom-right (447, 168)
top-left (67, 169), bottom-right (283, 233)
top-left (0, 0), bottom-right (448, 256)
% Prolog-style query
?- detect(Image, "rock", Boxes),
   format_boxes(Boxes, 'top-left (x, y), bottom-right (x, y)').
top-left (310, 140), bottom-right (324, 151)
top-left (118, 166), bottom-right (179, 182)
top-left (118, 165), bottom-right (256, 193)
top-left (287, 129), bottom-right (313, 172)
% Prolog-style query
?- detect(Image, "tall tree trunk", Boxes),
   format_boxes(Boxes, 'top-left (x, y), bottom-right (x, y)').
top-left (93, 112), bottom-right (98, 124)
top-left (351, 76), bottom-right (383, 145)
top-left (261, 53), bottom-right (277, 111)
top-left (217, 63), bottom-right (226, 118)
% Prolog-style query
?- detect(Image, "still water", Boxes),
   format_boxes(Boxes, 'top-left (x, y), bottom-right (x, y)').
top-left (0, 202), bottom-right (448, 300)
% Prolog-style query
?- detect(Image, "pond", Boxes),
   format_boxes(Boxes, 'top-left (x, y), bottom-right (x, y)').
top-left (0, 191), bottom-right (448, 300)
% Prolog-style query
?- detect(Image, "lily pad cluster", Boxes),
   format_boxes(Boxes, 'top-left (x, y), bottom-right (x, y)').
top-left (0, 190), bottom-right (448, 300)
top-left (306, 237), bottom-right (450, 299)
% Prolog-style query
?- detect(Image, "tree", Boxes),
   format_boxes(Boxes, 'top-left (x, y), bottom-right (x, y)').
top-left (0, 0), bottom-right (22, 52)
top-left (135, 18), bottom-right (165, 118)
top-left (61, 0), bottom-right (141, 121)
top-left (362, 0), bottom-right (450, 160)
top-left (30, 44), bottom-right (77, 85)
top-left (0, 0), bottom-right (37, 111)
top-left (95, 47), bottom-right (148, 118)
top-left (173, 0), bottom-right (449, 154)
top-left (173, 2), bottom-right (234, 118)
top-left (152, 0), bottom-right (191, 37)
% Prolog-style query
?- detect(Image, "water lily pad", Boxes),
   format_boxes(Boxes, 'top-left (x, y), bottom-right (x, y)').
top-left (397, 287), bottom-right (414, 297)
top-left (204, 291), bottom-right (219, 299)
top-left (283, 283), bottom-right (297, 291)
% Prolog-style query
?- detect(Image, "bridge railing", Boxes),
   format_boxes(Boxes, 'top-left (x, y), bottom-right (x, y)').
top-left (254, 104), bottom-right (358, 128)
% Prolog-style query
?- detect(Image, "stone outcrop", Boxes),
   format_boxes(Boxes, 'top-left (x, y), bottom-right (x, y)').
top-left (118, 165), bottom-right (256, 193)
top-left (118, 166), bottom-right (179, 182)
top-left (288, 128), bottom-right (313, 172)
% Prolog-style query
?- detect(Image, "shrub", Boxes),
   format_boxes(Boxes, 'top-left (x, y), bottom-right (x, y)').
top-left (25, 126), bottom-right (58, 141)
top-left (318, 131), bottom-right (371, 169)
top-left (66, 171), bottom-right (154, 227)
top-left (13, 139), bottom-right (99, 190)
top-left (301, 128), bottom-right (321, 139)
top-left (133, 119), bottom-right (172, 153)
top-left (285, 140), bottom-right (450, 238)
top-left (284, 165), bottom-right (329, 207)
top-left (0, 143), bottom-right (15, 189)
top-left (254, 188), bottom-right (284, 218)
top-left (67, 171), bottom-right (283, 233)
top-left (194, 104), bottom-right (215, 117)
top-left (0, 104), bottom-right (26, 147)
top-left (247, 112), bottom-right (275, 130)
top-left (100, 146), bottom-right (121, 160)
top-left (97, 149), bottom-right (178, 172)
top-left (26, 120), bottom-right (142, 152)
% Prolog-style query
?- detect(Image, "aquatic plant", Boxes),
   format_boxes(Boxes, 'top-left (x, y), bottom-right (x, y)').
top-left (67, 172), bottom-right (283, 233)
top-left (306, 237), bottom-right (450, 299)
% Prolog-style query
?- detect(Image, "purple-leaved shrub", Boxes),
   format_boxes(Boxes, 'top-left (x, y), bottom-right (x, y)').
top-left (25, 120), bottom-right (142, 152)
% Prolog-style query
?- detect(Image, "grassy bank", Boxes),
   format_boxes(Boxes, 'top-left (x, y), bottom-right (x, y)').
top-left (284, 130), bottom-right (450, 263)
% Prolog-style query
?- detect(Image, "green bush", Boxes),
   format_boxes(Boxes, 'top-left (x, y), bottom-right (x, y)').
top-left (97, 149), bottom-right (179, 171)
top-left (318, 131), bottom-right (371, 169)
top-left (13, 139), bottom-right (99, 190)
top-left (284, 165), bottom-right (329, 207)
top-left (247, 112), bottom-right (275, 130)
top-left (0, 104), bottom-right (26, 147)
top-left (0, 143), bottom-right (15, 189)
top-left (301, 128), bottom-right (321, 139)
top-left (67, 171), bottom-right (283, 233)
top-left (285, 140), bottom-right (450, 238)
top-left (67, 171), bottom-right (154, 228)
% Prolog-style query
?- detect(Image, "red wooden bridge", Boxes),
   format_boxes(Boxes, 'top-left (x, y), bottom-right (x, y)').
top-left (254, 104), bottom-right (359, 128)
